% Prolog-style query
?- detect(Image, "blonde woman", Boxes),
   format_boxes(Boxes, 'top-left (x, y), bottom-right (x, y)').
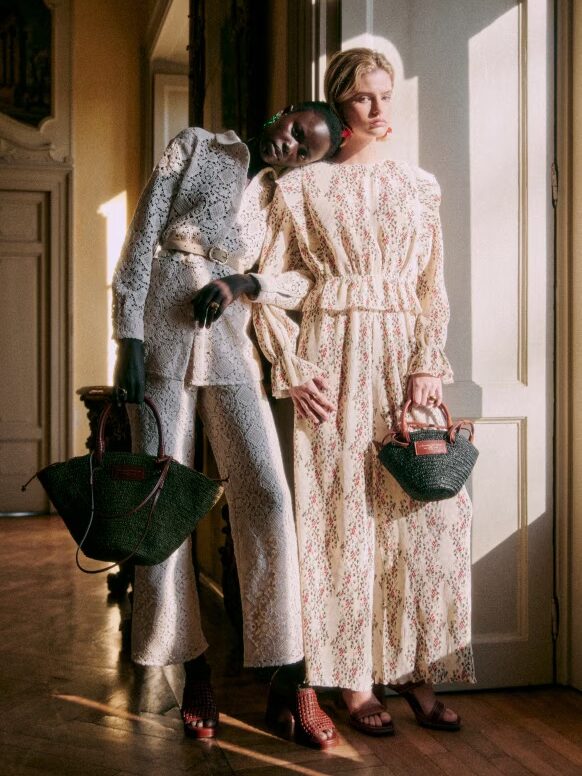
top-left (206, 49), bottom-right (475, 740)
top-left (249, 48), bottom-right (475, 736)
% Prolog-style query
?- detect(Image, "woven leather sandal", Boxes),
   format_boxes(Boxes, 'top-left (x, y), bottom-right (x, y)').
top-left (296, 687), bottom-right (338, 748)
top-left (181, 678), bottom-right (219, 739)
top-left (391, 682), bottom-right (461, 731)
top-left (266, 684), bottom-right (338, 749)
top-left (349, 699), bottom-right (395, 736)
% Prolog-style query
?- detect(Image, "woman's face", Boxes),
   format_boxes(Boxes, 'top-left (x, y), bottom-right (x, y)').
top-left (259, 110), bottom-right (331, 168)
top-left (340, 68), bottom-right (393, 140)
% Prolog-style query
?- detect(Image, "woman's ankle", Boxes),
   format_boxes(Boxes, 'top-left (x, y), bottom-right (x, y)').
top-left (388, 679), bottom-right (425, 693)
top-left (341, 687), bottom-right (376, 708)
top-left (271, 658), bottom-right (306, 689)
top-left (184, 653), bottom-right (211, 681)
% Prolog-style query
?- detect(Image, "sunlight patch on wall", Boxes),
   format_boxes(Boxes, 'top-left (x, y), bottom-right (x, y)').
top-left (341, 32), bottom-right (419, 166)
top-left (98, 192), bottom-right (128, 384)
top-left (469, 5), bottom-right (521, 384)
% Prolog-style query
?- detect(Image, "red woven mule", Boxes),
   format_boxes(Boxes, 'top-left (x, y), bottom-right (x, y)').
top-left (181, 678), bottom-right (219, 739)
top-left (266, 683), bottom-right (338, 749)
top-left (296, 687), bottom-right (338, 748)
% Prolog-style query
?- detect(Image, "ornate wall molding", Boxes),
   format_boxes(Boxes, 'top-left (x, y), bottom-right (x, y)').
top-left (0, 0), bottom-right (71, 165)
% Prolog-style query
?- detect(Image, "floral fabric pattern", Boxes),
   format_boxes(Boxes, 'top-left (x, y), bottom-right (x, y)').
top-left (253, 160), bottom-right (475, 690)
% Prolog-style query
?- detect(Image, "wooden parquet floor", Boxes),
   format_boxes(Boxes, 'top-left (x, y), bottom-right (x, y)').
top-left (1, 516), bottom-right (581, 776)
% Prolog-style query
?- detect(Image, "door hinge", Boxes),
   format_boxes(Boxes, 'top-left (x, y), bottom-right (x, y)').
top-left (551, 161), bottom-right (559, 207)
top-left (551, 595), bottom-right (560, 641)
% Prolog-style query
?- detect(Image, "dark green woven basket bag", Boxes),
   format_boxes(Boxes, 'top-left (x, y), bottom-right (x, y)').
top-left (378, 400), bottom-right (479, 502)
top-left (32, 397), bottom-right (223, 572)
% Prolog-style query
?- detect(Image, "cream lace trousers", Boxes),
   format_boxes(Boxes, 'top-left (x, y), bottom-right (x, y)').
top-left (130, 376), bottom-right (303, 667)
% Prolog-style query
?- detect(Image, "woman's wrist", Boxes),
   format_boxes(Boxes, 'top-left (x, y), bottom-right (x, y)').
top-left (244, 274), bottom-right (260, 299)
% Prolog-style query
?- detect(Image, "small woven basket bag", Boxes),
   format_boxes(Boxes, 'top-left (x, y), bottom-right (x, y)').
top-left (378, 400), bottom-right (479, 502)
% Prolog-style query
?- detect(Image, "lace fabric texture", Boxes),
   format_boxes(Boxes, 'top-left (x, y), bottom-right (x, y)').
top-left (253, 160), bottom-right (475, 690)
top-left (112, 128), bottom-right (277, 385)
top-left (131, 377), bottom-right (303, 668)
top-left (114, 129), bottom-right (303, 666)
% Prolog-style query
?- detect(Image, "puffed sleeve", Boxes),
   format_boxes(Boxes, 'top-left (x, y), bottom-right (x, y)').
top-left (407, 172), bottom-right (454, 383)
top-left (236, 168), bottom-right (278, 272)
top-left (247, 180), bottom-right (313, 309)
top-left (252, 186), bottom-right (322, 398)
top-left (232, 168), bottom-right (313, 305)
top-left (111, 129), bottom-right (196, 340)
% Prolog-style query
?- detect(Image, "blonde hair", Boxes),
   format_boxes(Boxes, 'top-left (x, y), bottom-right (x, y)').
top-left (324, 48), bottom-right (395, 123)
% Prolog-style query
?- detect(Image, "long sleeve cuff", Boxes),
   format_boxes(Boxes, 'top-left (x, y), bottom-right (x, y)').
top-left (112, 296), bottom-right (145, 341)
top-left (271, 352), bottom-right (326, 399)
top-left (408, 346), bottom-right (454, 384)
top-left (248, 271), bottom-right (312, 311)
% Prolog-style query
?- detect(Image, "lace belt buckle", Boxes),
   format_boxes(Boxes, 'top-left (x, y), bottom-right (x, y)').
top-left (208, 246), bottom-right (228, 264)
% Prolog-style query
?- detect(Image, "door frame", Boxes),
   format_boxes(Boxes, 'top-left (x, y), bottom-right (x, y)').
top-left (555, 0), bottom-right (582, 690)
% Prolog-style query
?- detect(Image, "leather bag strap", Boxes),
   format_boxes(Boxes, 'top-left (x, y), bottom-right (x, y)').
top-left (95, 395), bottom-right (165, 465)
top-left (448, 419), bottom-right (475, 443)
top-left (88, 454), bottom-right (172, 520)
top-left (75, 452), bottom-right (172, 574)
top-left (398, 399), bottom-right (453, 445)
top-left (385, 400), bottom-right (476, 447)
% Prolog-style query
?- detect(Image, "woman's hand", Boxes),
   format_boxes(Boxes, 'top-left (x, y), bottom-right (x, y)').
top-left (192, 274), bottom-right (260, 328)
top-left (406, 373), bottom-right (442, 407)
top-left (289, 377), bottom-right (336, 424)
top-left (114, 338), bottom-right (145, 403)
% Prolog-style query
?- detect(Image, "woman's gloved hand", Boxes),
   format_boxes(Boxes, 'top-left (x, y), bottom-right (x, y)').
top-left (114, 338), bottom-right (145, 403)
top-left (192, 274), bottom-right (260, 328)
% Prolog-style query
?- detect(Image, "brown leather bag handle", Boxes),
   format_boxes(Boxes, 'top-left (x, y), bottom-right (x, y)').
top-left (398, 399), bottom-right (453, 445)
top-left (95, 395), bottom-right (165, 466)
top-left (448, 419), bottom-right (475, 444)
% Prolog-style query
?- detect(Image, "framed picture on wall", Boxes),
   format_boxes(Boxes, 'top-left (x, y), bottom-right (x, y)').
top-left (0, 0), bottom-right (52, 127)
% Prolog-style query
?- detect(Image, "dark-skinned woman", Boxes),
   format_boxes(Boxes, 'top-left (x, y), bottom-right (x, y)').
top-left (112, 103), bottom-right (343, 745)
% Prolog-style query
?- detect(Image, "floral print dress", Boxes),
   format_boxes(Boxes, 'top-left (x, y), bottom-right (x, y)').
top-left (252, 159), bottom-right (475, 691)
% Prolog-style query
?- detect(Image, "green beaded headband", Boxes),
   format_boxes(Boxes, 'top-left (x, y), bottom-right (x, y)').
top-left (262, 110), bottom-right (283, 129)
top-left (262, 105), bottom-right (294, 129)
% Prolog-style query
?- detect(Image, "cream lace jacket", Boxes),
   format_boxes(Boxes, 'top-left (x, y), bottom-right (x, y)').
top-left (112, 127), bottom-right (275, 385)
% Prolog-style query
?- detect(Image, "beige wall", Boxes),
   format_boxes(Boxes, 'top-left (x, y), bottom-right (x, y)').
top-left (71, 0), bottom-right (145, 453)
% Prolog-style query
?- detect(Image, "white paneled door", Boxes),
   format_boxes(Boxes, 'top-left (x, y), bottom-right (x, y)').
top-left (0, 169), bottom-right (70, 514)
top-left (341, 0), bottom-right (554, 686)
top-left (0, 190), bottom-right (49, 513)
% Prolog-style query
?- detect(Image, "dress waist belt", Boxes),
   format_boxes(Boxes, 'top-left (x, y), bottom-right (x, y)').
top-left (161, 237), bottom-right (238, 269)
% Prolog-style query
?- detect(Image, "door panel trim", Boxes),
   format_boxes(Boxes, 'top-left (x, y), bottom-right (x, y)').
top-left (0, 166), bottom-right (72, 513)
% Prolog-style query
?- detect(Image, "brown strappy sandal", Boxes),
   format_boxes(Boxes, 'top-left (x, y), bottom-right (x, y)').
top-left (181, 678), bottom-right (219, 739)
top-left (266, 683), bottom-right (339, 749)
top-left (391, 681), bottom-right (461, 731)
top-left (349, 698), bottom-right (395, 736)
